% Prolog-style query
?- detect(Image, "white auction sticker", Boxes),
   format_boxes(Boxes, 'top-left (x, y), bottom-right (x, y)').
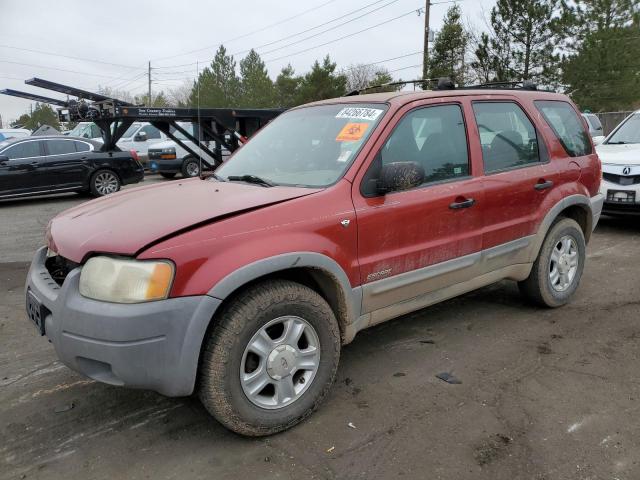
top-left (336, 107), bottom-right (383, 121)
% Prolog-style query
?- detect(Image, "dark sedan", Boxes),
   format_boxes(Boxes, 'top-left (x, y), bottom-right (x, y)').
top-left (0, 136), bottom-right (144, 199)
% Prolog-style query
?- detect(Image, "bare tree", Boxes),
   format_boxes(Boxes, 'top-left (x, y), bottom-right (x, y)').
top-left (167, 80), bottom-right (194, 107)
top-left (343, 64), bottom-right (394, 92)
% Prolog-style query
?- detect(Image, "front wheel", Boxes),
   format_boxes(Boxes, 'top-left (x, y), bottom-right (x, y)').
top-left (198, 280), bottom-right (341, 436)
top-left (181, 157), bottom-right (201, 178)
top-left (90, 169), bottom-right (121, 197)
top-left (518, 217), bottom-right (586, 307)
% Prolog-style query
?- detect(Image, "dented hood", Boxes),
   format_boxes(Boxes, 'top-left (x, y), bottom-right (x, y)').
top-left (49, 178), bottom-right (319, 262)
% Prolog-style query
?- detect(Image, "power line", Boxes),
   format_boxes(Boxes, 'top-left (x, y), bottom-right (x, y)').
top-left (152, 0), bottom-right (339, 62)
top-left (0, 44), bottom-right (143, 70)
top-left (0, 60), bottom-right (122, 79)
top-left (388, 63), bottom-right (423, 73)
top-left (231, 0), bottom-right (400, 57)
top-left (263, 6), bottom-right (424, 63)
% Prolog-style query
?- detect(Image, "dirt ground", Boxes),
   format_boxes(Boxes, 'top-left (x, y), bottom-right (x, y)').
top-left (1, 184), bottom-right (639, 480)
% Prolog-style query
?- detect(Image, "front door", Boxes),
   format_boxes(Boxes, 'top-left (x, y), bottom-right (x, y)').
top-left (353, 101), bottom-right (485, 315)
top-left (0, 139), bottom-right (44, 195)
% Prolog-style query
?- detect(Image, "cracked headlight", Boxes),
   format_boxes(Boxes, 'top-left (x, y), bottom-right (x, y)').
top-left (79, 257), bottom-right (174, 303)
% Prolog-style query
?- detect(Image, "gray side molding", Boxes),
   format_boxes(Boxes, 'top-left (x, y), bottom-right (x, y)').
top-left (527, 194), bottom-right (595, 263)
top-left (208, 252), bottom-right (361, 334)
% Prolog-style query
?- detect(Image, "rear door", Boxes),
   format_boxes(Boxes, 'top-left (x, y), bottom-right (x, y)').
top-left (470, 99), bottom-right (559, 253)
top-left (43, 139), bottom-right (90, 188)
top-left (0, 140), bottom-right (44, 195)
top-left (353, 100), bottom-right (485, 316)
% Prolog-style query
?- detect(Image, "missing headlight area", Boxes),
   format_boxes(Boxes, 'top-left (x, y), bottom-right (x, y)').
top-left (45, 255), bottom-right (79, 286)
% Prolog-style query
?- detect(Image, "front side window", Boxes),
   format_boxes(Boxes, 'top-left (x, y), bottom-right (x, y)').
top-left (216, 103), bottom-right (388, 187)
top-left (473, 102), bottom-right (541, 172)
top-left (140, 125), bottom-right (161, 139)
top-left (535, 101), bottom-right (592, 156)
top-left (3, 141), bottom-right (41, 159)
top-left (46, 140), bottom-right (76, 155)
top-left (361, 104), bottom-right (470, 195)
top-left (606, 113), bottom-right (640, 145)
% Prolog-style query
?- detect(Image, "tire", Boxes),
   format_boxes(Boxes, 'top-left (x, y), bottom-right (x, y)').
top-left (160, 172), bottom-right (177, 179)
top-left (181, 157), bottom-right (201, 178)
top-left (90, 169), bottom-right (121, 197)
top-left (518, 217), bottom-right (586, 307)
top-left (198, 280), bottom-right (341, 436)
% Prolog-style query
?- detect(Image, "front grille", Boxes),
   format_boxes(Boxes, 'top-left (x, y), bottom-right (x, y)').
top-left (45, 255), bottom-right (79, 286)
top-left (603, 172), bottom-right (640, 186)
top-left (148, 150), bottom-right (162, 160)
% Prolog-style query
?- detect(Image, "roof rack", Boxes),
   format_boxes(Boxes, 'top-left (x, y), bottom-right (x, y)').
top-left (346, 77), bottom-right (540, 96)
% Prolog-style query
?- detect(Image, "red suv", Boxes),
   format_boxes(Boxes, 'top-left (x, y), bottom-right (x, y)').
top-left (26, 87), bottom-right (603, 436)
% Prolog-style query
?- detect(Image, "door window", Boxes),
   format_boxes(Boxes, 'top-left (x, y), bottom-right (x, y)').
top-left (473, 102), bottom-right (541, 173)
top-left (3, 141), bottom-right (41, 159)
top-left (362, 104), bottom-right (470, 196)
top-left (75, 141), bottom-right (91, 152)
top-left (46, 140), bottom-right (76, 155)
top-left (139, 125), bottom-right (161, 139)
top-left (535, 101), bottom-right (592, 156)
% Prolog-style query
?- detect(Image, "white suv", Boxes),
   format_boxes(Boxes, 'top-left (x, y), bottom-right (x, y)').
top-left (596, 110), bottom-right (640, 214)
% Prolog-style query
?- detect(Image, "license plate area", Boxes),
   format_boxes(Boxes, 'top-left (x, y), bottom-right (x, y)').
top-left (149, 160), bottom-right (159, 171)
top-left (26, 290), bottom-right (47, 335)
top-left (607, 190), bottom-right (636, 203)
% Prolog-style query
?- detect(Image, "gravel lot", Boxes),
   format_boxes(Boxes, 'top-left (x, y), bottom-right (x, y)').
top-left (1, 182), bottom-right (639, 480)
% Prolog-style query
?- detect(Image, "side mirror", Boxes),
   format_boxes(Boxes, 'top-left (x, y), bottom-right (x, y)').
top-left (134, 131), bottom-right (147, 142)
top-left (379, 162), bottom-right (425, 193)
top-left (0, 154), bottom-right (9, 165)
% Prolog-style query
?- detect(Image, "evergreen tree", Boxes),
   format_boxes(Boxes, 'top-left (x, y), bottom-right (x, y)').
top-left (10, 103), bottom-right (60, 130)
top-left (189, 45), bottom-right (240, 107)
top-left (274, 65), bottom-right (302, 108)
top-left (426, 5), bottom-right (469, 85)
top-left (295, 56), bottom-right (347, 104)
top-left (239, 49), bottom-right (274, 107)
top-left (473, 0), bottom-right (559, 84)
top-left (562, 25), bottom-right (640, 111)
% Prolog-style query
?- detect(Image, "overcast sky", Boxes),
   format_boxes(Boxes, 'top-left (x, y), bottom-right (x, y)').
top-left (0, 0), bottom-right (495, 124)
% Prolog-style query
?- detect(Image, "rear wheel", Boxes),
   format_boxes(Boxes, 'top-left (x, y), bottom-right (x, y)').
top-left (198, 280), bottom-right (341, 436)
top-left (160, 172), bottom-right (177, 179)
top-left (518, 218), bottom-right (586, 307)
top-left (90, 169), bottom-right (120, 197)
top-left (181, 157), bottom-right (200, 178)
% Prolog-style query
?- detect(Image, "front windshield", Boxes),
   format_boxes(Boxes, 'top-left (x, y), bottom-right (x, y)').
top-left (216, 103), bottom-right (388, 187)
top-left (121, 123), bottom-right (142, 139)
top-left (67, 123), bottom-right (90, 137)
top-left (607, 113), bottom-right (640, 144)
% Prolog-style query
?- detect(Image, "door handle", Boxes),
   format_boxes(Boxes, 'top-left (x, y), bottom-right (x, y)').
top-left (449, 198), bottom-right (476, 209)
top-left (534, 180), bottom-right (554, 190)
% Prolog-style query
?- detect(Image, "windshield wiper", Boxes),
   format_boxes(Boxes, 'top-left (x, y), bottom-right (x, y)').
top-left (226, 174), bottom-right (275, 187)
top-left (607, 141), bottom-right (630, 144)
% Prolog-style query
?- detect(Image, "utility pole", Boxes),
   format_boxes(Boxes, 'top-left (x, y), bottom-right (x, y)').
top-left (422, 0), bottom-right (431, 82)
top-left (148, 61), bottom-right (152, 106)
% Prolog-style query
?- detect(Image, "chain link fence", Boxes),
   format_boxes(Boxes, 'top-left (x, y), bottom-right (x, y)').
top-left (595, 111), bottom-right (634, 136)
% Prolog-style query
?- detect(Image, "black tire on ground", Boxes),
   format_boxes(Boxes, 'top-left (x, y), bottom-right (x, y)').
top-left (518, 217), bottom-right (586, 308)
top-left (198, 280), bottom-right (341, 436)
top-left (181, 157), bottom-right (201, 178)
top-left (89, 169), bottom-right (121, 197)
top-left (160, 172), bottom-right (177, 179)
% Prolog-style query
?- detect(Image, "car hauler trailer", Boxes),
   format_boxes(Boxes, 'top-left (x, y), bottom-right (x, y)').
top-left (1, 78), bottom-right (284, 170)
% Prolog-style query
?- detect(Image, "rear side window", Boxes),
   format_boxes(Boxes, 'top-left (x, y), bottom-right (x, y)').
top-left (46, 140), bottom-right (76, 155)
top-left (586, 114), bottom-right (602, 131)
top-left (535, 101), bottom-right (592, 157)
top-left (3, 141), bottom-right (41, 159)
top-left (472, 102), bottom-right (540, 173)
top-left (75, 141), bottom-right (91, 152)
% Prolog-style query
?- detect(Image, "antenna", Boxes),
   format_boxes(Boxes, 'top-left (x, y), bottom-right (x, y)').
top-left (197, 61), bottom-right (203, 180)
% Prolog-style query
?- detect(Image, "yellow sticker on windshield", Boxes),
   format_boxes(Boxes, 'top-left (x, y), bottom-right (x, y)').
top-left (336, 122), bottom-right (369, 142)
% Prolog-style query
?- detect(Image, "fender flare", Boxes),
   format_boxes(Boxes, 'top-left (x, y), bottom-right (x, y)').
top-left (207, 251), bottom-right (362, 332)
top-left (528, 194), bottom-right (597, 263)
